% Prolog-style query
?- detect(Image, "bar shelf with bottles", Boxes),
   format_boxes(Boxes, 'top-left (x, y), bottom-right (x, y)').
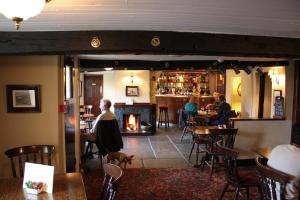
top-left (155, 70), bottom-right (225, 124)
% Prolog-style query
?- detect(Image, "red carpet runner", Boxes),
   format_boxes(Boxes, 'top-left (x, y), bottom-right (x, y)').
top-left (82, 167), bottom-right (259, 200)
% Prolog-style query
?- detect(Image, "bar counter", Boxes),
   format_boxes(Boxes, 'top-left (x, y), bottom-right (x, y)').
top-left (156, 94), bottom-right (215, 124)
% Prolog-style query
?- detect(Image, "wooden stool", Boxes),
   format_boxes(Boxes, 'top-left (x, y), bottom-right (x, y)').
top-left (158, 106), bottom-right (169, 128)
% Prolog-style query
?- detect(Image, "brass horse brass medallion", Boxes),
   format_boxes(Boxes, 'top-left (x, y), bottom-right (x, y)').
top-left (151, 36), bottom-right (160, 47)
top-left (91, 36), bottom-right (101, 48)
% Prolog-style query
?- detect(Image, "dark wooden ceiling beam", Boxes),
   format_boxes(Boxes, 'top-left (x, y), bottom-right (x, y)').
top-left (79, 59), bottom-right (288, 71)
top-left (0, 31), bottom-right (300, 57)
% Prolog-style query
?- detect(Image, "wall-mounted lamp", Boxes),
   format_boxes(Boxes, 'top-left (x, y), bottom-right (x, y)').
top-left (268, 68), bottom-right (280, 84)
top-left (128, 72), bottom-right (136, 83)
top-left (0, 0), bottom-right (51, 30)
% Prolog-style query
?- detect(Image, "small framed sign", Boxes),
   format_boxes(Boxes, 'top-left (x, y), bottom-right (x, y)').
top-left (273, 89), bottom-right (282, 102)
top-left (6, 85), bottom-right (41, 113)
top-left (23, 162), bottom-right (54, 194)
top-left (126, 86), bottom-right (139, 96)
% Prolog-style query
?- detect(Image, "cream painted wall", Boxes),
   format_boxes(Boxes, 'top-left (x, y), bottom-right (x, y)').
top-left (114, 70), bottom-right (150, 103)
top-left (226, 70), bottom-right (254, 118)
top-left (80, 70), bottom-right (150, 110)
top-left (0, 56), bottom-right (64, 178)
top-left (234, 61), bottom-right (294, 150)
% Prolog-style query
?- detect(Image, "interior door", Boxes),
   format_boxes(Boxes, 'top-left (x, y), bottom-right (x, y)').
top-left (84, 75), bottom-right (103, 116)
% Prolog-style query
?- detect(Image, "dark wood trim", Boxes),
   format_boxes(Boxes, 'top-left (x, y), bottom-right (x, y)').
top-left (79, 59), bottom-right (288, 71)
top-left (114, 103), bottom-right (155, 108)
top-left (292, 60), bottom-right (300, 145)
top-left (0, 31), bottom-right (300, 57)
top-left (258, 73), bottom-right (266, 118)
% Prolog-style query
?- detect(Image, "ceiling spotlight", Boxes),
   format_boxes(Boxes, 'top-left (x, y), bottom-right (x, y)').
top-left (243, 66), bottom-right (253, 75)
top-left (164, 62), bottom-right (169, 68)
top-left (217, 57), bottom-right (224, 63)
top-left (104, 67), bottom-right (113, 71)
top-left (232, 65), bottom-right (240, 74)
top-left (212, 61), bottom-right (219, 67)
top-left (207, 66), bottom-right (213, 74)
top-left (218, 66), bottom-right (226, 74)
top-left (256, 67), bottom-right (264, 76)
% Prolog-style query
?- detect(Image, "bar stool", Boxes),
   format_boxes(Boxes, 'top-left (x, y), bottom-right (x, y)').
top-left (158, 106), bottom-right (169, 128)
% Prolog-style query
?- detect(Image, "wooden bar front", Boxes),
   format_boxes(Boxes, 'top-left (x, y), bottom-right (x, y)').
top-left (156, 95), bottom-right (215, 124)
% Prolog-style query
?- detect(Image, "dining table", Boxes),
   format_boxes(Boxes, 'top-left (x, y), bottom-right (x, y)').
top-left (0, 172), bottom-right (87, 200)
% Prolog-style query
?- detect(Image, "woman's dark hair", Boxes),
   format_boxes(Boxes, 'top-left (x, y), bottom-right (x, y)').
top-left (219, 94), bottom-right (226, 102)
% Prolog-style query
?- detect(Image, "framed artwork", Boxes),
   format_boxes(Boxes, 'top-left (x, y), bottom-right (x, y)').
top-left (126, 86), bottom-right (139, 96)
top-left (6, 85), bottom-right (41, 113)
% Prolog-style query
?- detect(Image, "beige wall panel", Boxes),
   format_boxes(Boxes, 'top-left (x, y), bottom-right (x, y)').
top-left (0, 56), bottom-right (64, 178)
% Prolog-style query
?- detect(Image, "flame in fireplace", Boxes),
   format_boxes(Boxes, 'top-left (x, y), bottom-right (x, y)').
top-left (127, 114), bottom-right (137, 130)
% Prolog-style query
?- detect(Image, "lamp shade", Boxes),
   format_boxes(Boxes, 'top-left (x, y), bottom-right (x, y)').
top-left (0, 0), bottom-right (45, 20)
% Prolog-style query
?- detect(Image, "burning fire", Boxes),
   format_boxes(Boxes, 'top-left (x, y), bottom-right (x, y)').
top-left (127, 114), bottom-right (137, 131)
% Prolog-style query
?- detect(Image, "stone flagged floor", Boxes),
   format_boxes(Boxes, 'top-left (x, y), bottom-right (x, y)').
top-left (84, 124), bottom-right (205, 170)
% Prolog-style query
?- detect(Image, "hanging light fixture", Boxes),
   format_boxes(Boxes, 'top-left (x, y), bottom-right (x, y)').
top-left (0, 0), bottom-right (51, 30)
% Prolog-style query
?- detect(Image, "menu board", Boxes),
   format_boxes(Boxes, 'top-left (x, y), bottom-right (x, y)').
top-left (274, 96), bottom-right (284, 118)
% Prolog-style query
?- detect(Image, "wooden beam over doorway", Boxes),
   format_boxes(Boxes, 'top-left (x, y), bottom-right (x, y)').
top-left (0, 31), bottom-right (300, 57)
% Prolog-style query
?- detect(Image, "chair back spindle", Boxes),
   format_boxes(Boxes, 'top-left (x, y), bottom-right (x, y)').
top-left (5, 145), bottom-right (55, 178)
top-left (255, 157), bottom-right (293, 200)
top-left (100, 163), bottom-right (123, 200)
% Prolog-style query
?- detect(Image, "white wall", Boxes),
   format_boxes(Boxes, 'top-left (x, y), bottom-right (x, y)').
top-left (0, 56), bottom-right (64, 178)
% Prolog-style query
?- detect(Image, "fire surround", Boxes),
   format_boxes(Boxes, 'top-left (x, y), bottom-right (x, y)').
top-left (114, 103), bottom-right (156, 136)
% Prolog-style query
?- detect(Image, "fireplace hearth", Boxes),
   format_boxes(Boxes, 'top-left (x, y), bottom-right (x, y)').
top-left (124, 114), bottom-right (140, 131)
top-left (114, 103), bottom-right (156, 136)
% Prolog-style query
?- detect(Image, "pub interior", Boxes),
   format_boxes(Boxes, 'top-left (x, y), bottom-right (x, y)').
top-left (0, 1), bottom-right (300, 199)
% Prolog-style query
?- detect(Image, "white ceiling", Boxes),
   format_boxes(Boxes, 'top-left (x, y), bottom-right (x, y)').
top-left (0, 0), bottom-right (300, 39)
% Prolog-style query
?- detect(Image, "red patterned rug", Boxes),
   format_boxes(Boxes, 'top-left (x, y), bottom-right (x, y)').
top-left (82, 167), bottom-right (259, 200)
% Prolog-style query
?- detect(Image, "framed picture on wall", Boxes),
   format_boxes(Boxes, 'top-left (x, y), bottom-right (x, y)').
top-left (6, 85), bottom-right (41, 113)
top-left (126, 86), bottom-right (139, 96)
top-left (273, 89), bottom-right (282, 102)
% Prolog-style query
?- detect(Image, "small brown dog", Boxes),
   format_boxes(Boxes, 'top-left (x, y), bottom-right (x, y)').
top-left (107, 152), bottom-right (134, 169)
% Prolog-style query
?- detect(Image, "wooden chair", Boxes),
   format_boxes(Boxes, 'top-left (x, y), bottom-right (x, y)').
top-left (180, 111), bottom-right (202, 142)
top-left (255, 157), bottom-right (293, 200)
top-left (100, 163), bottom-right (123, 200)
top-left (188, 135), bottom-right (210, 166)
top-left (5, 145), bottom-right (55, 178)
top-left (201, 128), bottom-right (238, 178)
top-left (217, 142), bottom-right (261, 200)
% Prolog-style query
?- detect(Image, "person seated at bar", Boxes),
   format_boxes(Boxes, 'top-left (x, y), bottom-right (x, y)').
top-left (184, 96), bottom-right (198, 119)
top-left (210, 94), bottom-right (231, 125)
top-left (81, 99), bottom-right (123, 158)
top-left (206, 91), bottom-right (220, 110)
top-left (267, 143), bottom-right (300, 200)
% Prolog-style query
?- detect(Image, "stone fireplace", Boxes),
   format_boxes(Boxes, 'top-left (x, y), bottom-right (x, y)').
top-left (114, 103), bottom-right (156, 136)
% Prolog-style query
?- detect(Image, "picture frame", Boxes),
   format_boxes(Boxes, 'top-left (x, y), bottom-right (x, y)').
top-left (273, 89), bottom-right (282, 102)
top-left (6, 85), bottom-right (41, 113)
top-left (126, 86), bottom-right (139, 96)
